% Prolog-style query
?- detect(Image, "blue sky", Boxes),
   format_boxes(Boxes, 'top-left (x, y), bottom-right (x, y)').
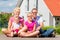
top-left (0, 0), bottom-right (18, 12)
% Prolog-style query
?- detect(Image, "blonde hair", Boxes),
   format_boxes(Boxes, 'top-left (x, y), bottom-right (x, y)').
top-left (12, 7), bottom-right (20, 16)
top-left (27, 12), bottom-right (32, 16)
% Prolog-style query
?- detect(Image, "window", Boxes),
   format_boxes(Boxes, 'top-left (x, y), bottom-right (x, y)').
top-left (55, 17), bottom-right (60, 26)
top-left (57, 18), bottom-right (60, 20)
top-left (56, 22), bottom-right (59, 25)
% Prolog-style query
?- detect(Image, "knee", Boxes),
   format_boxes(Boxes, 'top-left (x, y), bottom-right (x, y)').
top-left (47, 28), bottom-right (54, 33)
top-left (2, 28), bottom-right (7, 32)
top-left (20, 32), bottom-right (24, 35)
top-left (50, 28), bottom-right (54, 31)
top-left (36, 31), bottom-right (40, 34)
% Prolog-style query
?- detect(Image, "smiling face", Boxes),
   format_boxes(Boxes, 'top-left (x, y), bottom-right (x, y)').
top-left (13, 7), bottom-right (20, 18)
top-left (32, 8), bottom-right (38, 18)
top-left (27, 13), bottom-right (32, 21)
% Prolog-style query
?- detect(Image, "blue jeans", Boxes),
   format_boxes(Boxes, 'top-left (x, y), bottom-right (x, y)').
top-left (40, 28), bottom-right (54, 37)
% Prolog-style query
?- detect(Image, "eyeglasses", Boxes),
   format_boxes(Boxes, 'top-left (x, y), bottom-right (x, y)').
top-left (27, 16), bottom-right (32, 18)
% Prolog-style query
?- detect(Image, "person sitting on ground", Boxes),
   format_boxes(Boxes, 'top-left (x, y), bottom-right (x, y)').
top-left (10, 16), bottom-right (23, 37)
top-left (31, 8), bottom-right (55, 37)
top-left (18, 13), bottom-right (39, 37)
top-left (2, 7), bottom-right (24, 37)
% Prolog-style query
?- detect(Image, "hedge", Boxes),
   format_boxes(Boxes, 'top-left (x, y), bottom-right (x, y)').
top-left (0, 13), bottom-right (12, 28)
top-left (42, 26), bottom-right (60, 35)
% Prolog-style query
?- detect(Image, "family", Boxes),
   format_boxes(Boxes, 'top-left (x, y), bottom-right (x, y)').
top-left (2, 7), bottom-right (55, 37)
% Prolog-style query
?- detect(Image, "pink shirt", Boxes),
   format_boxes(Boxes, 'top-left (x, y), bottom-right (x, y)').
top-left (25, 20), bottom-right (36, 32)
top-left (9, 16), bottom-right (24, 25)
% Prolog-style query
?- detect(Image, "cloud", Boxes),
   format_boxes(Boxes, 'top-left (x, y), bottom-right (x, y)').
top-left (0, 0), bottom-right (18, 1)
top-left (0, 3), bottom-right (3, 5)
top-left (8, 2), bottom-right (17, 7)
top-left (0, 0), bottom-right (18, 7)
top-left (0, 0), bottom-right (18, 12)
top-left (0, 0), bottom-right (8, 1)
top-left (8, 3), bottom-right (14, 6)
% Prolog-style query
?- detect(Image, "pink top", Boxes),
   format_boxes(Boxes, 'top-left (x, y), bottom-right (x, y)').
top-left (9, 16), bottom-right (24, 25)
top-left (25, 20), bottom-right (36, 32)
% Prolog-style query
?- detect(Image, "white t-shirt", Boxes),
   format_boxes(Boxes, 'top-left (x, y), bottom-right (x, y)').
top-left (11, 22), bottom-right (20, 30)
top-left (37, 17), bottom-right (43, 24)
top-left (33, 16), bottom-right (43, 27)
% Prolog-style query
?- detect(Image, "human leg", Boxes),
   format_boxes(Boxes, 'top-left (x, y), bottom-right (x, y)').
top-left (2, 28), bottom-right (11, 34)
top-left (23, 31), bottom-right (39, 37)
top-left (41, 28), bottom-right (54, 37)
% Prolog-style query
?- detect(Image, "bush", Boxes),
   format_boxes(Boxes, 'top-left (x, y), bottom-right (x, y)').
top-left (0, 13), bottom-right (12, 28)
top-left (42, 26), bottom-right (54, 30)
top-left (0, 28), bottom-right (2, 34)
top-left (55, 27), bottom-right (60, 34)
top-left (42, 26), bottom-right (60, 35)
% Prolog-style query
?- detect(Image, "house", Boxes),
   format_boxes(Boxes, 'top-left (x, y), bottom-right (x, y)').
top-left (44, 0), bottom-right (60, 27)
top-left (16, 0), bottom-right (60, 27)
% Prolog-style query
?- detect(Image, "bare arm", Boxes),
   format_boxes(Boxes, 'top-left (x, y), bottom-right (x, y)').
top-left (32, 24), bottom-right (36, 32)
top-left (8, 20), bottom-right (12, 31)
top-left (18, 25), bottom-right (27, 33)
top-left (19, 18), bottom-right (24, 30)
top-left (36, 22), bottom-right (43, 31)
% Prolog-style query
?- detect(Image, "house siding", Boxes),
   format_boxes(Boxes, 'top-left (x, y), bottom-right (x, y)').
top-left (19, 0), bottom-right (53, 26)
top-left (38, 0), bottom-right (50, 26)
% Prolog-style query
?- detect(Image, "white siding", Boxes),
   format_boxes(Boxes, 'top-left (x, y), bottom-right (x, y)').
top-left (29, 0), bottom-right (36, 11)
top-left (38, 0), bottom-right (50, 26)
top-left (53, 17), bottom-right (55, 27)
top-left (20, 0), bottom-right (27, 20)
top-left (19, 0), bottom-right (54, 26)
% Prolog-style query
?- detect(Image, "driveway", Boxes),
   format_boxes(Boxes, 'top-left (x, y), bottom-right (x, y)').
top-left (0, 34), bottom-right (60, 40)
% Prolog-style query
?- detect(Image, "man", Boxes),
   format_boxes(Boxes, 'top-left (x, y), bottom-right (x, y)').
top-left (32, 8), bottom-right (55, 37)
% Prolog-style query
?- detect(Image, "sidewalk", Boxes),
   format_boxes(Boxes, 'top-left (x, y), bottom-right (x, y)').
top-left (0, 34), bottom-right (60, 40)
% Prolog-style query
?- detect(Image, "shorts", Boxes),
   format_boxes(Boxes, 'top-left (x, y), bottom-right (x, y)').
top-left (12, 29), bottom-right (19, 33)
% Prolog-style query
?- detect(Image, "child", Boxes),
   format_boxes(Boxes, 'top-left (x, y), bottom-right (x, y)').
top-left (19, 13), bottom-right (38, 37)
top-left (11, 16), bottom-right (22, 37)
top-left (25, 13), bottom-right (36, 33)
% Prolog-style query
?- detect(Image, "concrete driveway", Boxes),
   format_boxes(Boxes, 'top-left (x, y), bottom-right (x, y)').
top-left (0, 34), bottom-right (60, 40)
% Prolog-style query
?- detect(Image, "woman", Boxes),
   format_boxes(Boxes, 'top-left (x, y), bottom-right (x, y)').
top-left (2, 7), bottom-right (24, 37)
top-left (18, 12), bottom-right (39, 37)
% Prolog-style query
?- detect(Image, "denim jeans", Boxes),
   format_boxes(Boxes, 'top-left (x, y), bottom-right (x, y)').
top-left (40, 28), bottom-right (54, 37)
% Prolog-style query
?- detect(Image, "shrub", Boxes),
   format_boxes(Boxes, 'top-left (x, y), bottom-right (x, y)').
top-left (42, 26), bottom-right (54, 30)
top-left (54, 27), bottom-right (60, 34)
top-left (0, 13), bottom-right (12, 28)
top-left (42, 26), bottom-right (60, 35)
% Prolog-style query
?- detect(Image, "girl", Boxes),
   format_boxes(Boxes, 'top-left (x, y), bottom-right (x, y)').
top-left (11, 16), bottom-right (22, 37)
top-left (19, 12), bottom-right (39, 37)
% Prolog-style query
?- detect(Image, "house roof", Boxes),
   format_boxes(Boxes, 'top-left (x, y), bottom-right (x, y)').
top-left (44, 0), bottom-right (60, 16)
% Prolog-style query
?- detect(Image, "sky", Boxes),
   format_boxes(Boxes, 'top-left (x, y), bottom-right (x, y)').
top-left (0, 0), bottom-right (18, 12)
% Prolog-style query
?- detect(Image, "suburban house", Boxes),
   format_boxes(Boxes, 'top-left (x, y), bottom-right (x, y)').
top-left (16, 0), bottom-right (60, 27)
